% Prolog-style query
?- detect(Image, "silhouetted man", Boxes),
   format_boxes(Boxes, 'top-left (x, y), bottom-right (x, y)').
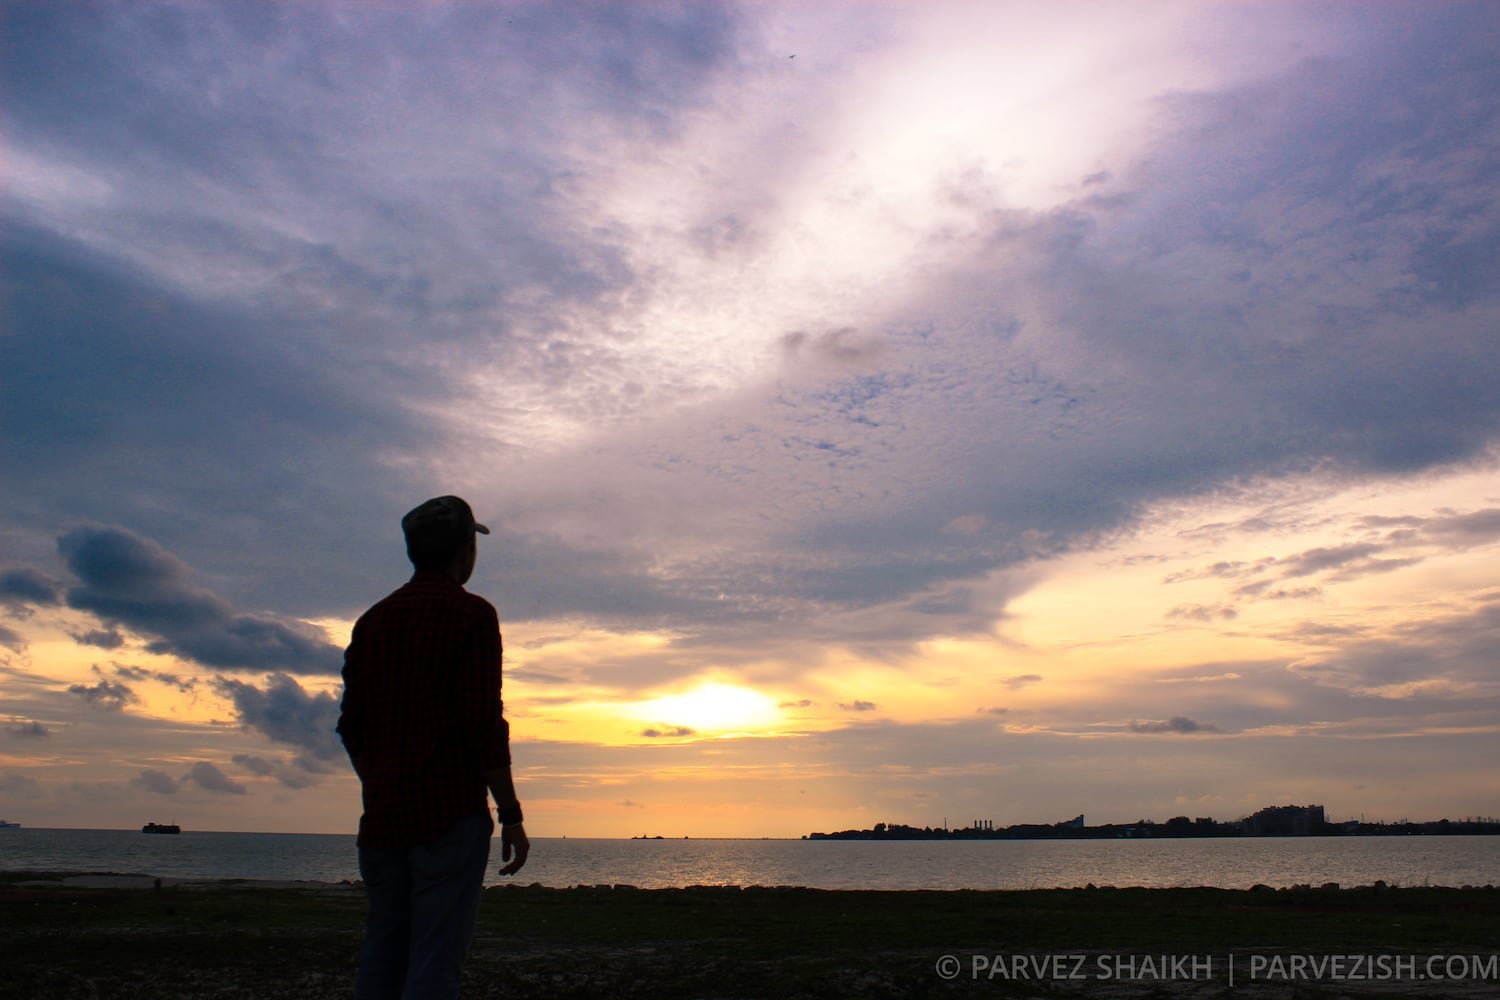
top-left (338, 495), bottom-right (528, 999)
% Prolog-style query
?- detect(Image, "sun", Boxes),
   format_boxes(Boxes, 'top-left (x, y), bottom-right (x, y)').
top-left (631, 682), bottom-right (781, 737)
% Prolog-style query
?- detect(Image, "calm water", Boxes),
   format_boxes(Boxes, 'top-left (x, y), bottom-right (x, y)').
top-left (2, 829), bottom-right (1496, 890)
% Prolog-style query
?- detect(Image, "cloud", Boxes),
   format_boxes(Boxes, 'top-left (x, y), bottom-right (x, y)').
top-left (507, 668), bottom-right (574, 686)
top-left (1278, 544), bottom-right (1386, 579)
top-left (58, 526), bottom-right (341, 674)
top-left (0, 624), bottom-right (24, 652)
top-left (232, 754), bottom-right (276, 776)
top-left (3, 2), bottom-right (1497, 660)
top-left (1, 1), bottom-right (1498, 835)
top-left (1419, 508), bottom-right (1500, 547)
top-left (1291, 594), bottom-right (1500, 693)
top-left (69, 627), bottom-right (126, 650)
top-left (1166, 604), bottom-right (1238, 623)
top-left (1001, 675), bottom-right (1043, 690)
top-left (1232, 582), bottom-right (1322, 602)
top-left (112, 664), bottom-right (197, 693)
top-left (182, 761), bottom-right (247, 795)
top-left (779, 328), bottom-right (886, 371)
top-left (838, 700), bottom-right (878, 712)
top-left (1163, 561), bottom-right (1266, 584)
top-left (0, 0), bottom-right (740, 622)
top-left (641, 725), bottom-right (696, 738)
top-left (9, 720), bottom-right (50, 739)
top-left (133, 768), bottom-right (179, 795)
top-left (1128, 717), bottom-right (1221, 735)
top-left (67, 677), bottom-right (136, 711)
top-left (0, 567), bottom-right (60, 609)
top-left (213, 672), bottom-right (343, 764)
top-left (1, 772), bottom-right (43, 798)
top-left (231, 751), bottom-right (322, 790)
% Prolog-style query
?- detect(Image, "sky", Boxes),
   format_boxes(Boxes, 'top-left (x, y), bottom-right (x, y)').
top-left (3, 1), bottom-right (1499, 838)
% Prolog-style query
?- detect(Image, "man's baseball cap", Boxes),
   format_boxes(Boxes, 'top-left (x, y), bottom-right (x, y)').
top-left (402, 495), bottom-right (490, 556)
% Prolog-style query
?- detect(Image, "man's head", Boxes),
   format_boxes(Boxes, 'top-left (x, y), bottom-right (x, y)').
top-left (402, 495), bottom-right (490, 578)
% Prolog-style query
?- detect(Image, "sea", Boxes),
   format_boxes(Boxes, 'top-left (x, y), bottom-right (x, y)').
top-left (2, 828), bottom-right (1497, 890)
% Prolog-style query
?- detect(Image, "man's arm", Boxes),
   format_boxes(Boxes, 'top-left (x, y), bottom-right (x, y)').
top-left (462, 601), bottom-right (528, 873)
top-left (486, 766), bottom-right (529, 875)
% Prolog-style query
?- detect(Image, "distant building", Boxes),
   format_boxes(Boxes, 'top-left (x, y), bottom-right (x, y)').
top-left (1243, 804), bottom-right (1326, 836)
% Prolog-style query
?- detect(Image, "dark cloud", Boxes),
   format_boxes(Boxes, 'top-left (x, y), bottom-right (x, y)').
top-left (640, 725), bottom-right (696, 738)
top-left (213, 673), bottom-right (343, 764)
top-left (1, 772), bottom-right (43, 798)
top-left (0, 567), bottom-right (60, 608)
top-left (70, 627), bottom-right (126, 650)
top-left (113, 664), bottom-right (197, 693)
top-left (232, 754), bottom-right (276, 776)
top-left (183, 761), bottom-right (247, 795)
top-left (1129, 717), bottom-right (1220, 735)
top-left (232, 750), bottom-right (322, 789)
top-left (133, 768), bottom-right (179, 795)
top-left (0, 624), bottom-right (23, 652)
top-left (67, 677), bottom-right (136, 712)
top-left (58, 526), bottom-right (341, 674)
top-left (778, 699), bottom-right (814, 709)
top-left (0, 225), bottom-right (433, 617)
top-left (839, 700), bottom-right (878, 712)
top-left (8, 720), bottom-right (50, 739)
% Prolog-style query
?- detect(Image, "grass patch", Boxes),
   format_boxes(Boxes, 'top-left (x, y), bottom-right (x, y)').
top-left (3, 879), bottom-right (1496, 997)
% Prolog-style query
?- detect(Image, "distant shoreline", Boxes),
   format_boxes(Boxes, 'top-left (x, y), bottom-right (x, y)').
top-left (807, 818), bottom-right (1500, 841)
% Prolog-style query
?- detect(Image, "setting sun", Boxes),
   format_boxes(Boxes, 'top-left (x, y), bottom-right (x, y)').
top-left (629, 682), bottom-right (781, 738)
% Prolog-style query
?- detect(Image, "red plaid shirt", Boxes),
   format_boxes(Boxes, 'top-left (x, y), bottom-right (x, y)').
top-left (337, 571), bottom-right (510, 848)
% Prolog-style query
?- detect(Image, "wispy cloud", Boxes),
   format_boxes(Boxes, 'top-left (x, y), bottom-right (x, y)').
top-left (1128, 717), bottom-right (1222, 736)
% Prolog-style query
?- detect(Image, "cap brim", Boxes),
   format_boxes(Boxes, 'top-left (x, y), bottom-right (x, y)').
top-left (475, 523), bottom-right (491, 535)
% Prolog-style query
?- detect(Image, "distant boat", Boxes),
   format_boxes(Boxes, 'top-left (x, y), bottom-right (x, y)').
top-left (142, 822), bottom-right (181, 834)
top-left (0, 819), bottom-right (19, 829)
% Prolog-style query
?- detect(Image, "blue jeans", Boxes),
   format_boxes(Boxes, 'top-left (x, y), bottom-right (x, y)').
top-left (354, 812), bottom-right (493, 1000)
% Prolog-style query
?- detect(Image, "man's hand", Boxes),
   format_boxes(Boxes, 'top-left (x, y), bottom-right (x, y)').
top-left (499, 822), bottom-right (529, 875)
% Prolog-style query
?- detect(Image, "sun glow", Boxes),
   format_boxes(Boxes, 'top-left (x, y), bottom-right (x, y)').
top-left (629, 682), bottom-right (782, 738)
